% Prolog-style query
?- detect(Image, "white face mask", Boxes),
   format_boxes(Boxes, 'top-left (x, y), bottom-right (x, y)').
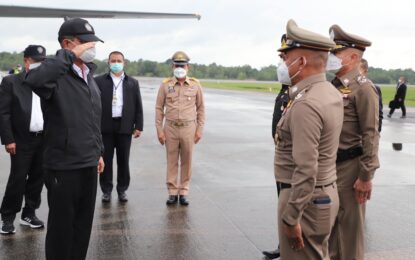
top-left (326, 53), bottom-right (343, 73)
top-left (276, 57), bottom-right (302, 85)
top-left (173, 67), bottom-right (187, 79)
top-left (29, 62), bottom-right (41, 70)
top-left (80, 47), bottom-right (96, 63)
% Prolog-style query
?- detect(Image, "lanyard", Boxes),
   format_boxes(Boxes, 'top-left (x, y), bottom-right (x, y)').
top-left (112, 76), bottom-right (124, 106)
top-left (113, 76), bottom-right (124, 93)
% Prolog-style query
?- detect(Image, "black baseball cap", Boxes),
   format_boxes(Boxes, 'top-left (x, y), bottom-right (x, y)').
top-left (23, 45), bottom-right (46, 60)
top-left (58, 18), bottom-right (103, 43)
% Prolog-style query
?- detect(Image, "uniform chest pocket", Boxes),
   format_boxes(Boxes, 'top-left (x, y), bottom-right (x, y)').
top-left (184, 90), bottom-right (197, 101)
top-left (166, 92), bottom-right (179, 103)
top-left (343, 95), bottom-right (356, 111)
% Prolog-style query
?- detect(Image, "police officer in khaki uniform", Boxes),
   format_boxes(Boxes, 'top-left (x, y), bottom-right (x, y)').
top-left (275, 20), bottom-right (344, 259)
top-left (326, 25), bottom-right (380, 260)
top-left (155, 51), bottom-right (205, 206)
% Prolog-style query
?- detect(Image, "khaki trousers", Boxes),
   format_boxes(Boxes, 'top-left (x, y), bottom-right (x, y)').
top-left (279, 183), bottom-right (339, 260)
top-left (164, 121), bottom-right (196, 196)
top-left (329, 157), bottom-right (365, 260)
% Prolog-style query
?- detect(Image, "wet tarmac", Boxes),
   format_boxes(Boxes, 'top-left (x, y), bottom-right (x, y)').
top-left (1, 78), bottom-right (415, 259)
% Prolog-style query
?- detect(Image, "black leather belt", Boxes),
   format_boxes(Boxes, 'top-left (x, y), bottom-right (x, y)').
top-left (277, 181), bottom-right (335, 191)
top-left (112, 117), bottom-right (122, 121)
top-left (29, 131), bottom-right (43, 136)
top-left (336, 146), bottom-right (363, 163)
top-left (277, 182), bottom-right (292, 191)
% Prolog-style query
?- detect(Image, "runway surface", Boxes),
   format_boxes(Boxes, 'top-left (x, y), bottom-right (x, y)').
top-left (1, 77), bottom-right (414, 259)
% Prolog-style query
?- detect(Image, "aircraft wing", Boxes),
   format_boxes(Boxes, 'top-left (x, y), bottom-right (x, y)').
top-left (0, 5), bottom-right (201, 20)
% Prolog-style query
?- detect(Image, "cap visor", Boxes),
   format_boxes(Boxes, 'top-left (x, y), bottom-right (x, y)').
top-left (173, 61), bottom-right (188, 65)
top-left (77, 34), bottom-right (104, 43)
top-left (278, 46), bottom-right (295, 52)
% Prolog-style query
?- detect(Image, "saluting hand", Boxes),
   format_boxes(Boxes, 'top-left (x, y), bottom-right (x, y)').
top-left (71, 42), bottom-right (96, 59)
top-left (283, 223), bottom-right (305, 251)
top-left (158, 132), bottom-right (166, 145)
top-left (194, 132), bottom-right (203, 144)
top-left (353, 179), bottom-right (372, 204)
top-left (97, 156), bottom-right (105, 174)
top-left (5, 143), bottom-right (16, 155)
top-left (133, 129), bottom-right (141, 139)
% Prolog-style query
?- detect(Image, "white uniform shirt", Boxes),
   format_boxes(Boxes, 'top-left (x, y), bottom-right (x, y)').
top-left (29, 92), bottom-right (44, 132)
top-left (111, 72), bottom-right (124, 118)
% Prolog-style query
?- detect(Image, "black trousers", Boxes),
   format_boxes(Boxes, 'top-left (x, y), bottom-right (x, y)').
top-left (389, 102), bottom-right (406, 116)
top-left (0, 135), bottom-right (44, 219)
top-left (45, 167), bottom-right (97, 260)
top-left (100, 119), bottom-right (132, 194)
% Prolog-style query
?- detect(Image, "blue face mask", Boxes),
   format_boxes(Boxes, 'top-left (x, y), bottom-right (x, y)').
top-left (110, 63), bottom-right (124, 74)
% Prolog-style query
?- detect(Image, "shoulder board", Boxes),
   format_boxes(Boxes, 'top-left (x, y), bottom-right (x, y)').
top-left (162, 77), bottom-right (173, 84)
top-left (356, 75), bottom-right (368, 85)
top-left (189, 77), bottom-right (200, 83)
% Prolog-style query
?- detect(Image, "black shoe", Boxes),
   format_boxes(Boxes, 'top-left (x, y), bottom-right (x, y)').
top-left (1, 219), bottom-right (16, 234)
top-left (102, 193), bottom-right (111, 203)
top-left (387, 114), bottom-right (392, 118)
top-left (262, 248), bottom-right (280, 259)
top-left (166, 195), bottom-right (178, 206)
top-left (179, 195), bottom-right (189, 206)
top-left (118, 192), bottom-right (128, 203)
top-left (401, 115), bottom-right (406, 119)
top-left (20, 214), bottom-right (44, 229)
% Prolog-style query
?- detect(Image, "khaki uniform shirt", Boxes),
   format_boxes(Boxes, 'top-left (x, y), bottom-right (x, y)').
top-left (332, 68), bottom-right (380, 181)
top-left (275, 73), bottom-right (344, 226)
top-left (155, 76), bottom-right (205, 135)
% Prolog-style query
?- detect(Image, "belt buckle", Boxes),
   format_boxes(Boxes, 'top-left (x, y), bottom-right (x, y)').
top-left (172, 120), bottom-right (184, 127)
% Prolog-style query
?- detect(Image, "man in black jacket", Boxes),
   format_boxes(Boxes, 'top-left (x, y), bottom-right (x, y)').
top-left (95, 51), bottom-right (143, 203)
top-left (359, 59), bottom-right (383, 131)
top-left (0, 45), bottom-right (46, 235)
top-left (262, 84), bottom-right (289, 259)
top-left (388, 76), bottom-right (407, 118)
top-left (24, 18), bottom-right (104, 260)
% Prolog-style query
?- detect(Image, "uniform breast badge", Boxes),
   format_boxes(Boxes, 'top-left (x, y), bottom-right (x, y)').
top-left (282, 100), bottom-right (293, 116)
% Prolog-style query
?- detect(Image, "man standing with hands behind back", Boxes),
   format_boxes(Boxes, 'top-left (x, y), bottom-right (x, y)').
top-left (24, 18), bottom-right (105, 260)
top-left (95, 51), bottom-right (143, 203)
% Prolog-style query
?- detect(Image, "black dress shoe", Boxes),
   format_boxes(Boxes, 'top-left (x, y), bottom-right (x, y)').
top-left (262, 248), bottom-right (280, 259)
top-left (166, 195), bottom-right (178, 205)
top-left (118, 192), bottom-right (128, 202)
top-left (179, 195), bottom-right (189, 206)
top-left (102, 193), bottom-right (111, 203)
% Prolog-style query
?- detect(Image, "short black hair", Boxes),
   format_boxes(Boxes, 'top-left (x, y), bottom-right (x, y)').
top-left (108, 51), bottom-right (125, 61)
top-left (360, 58), bottom-right (369, 71)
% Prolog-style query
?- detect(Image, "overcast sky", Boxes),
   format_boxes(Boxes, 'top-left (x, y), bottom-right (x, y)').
top-left (1, 0), bottom-right (414, 70)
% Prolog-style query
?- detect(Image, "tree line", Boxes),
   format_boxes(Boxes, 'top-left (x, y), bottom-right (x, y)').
top-left (1, 51), bottom-right (413, 84)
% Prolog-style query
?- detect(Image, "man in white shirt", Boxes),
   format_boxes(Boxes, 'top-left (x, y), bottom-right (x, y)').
top-left (95, 51), bottom-right (143, 203)
top-left (0, 45), bottom-right (46, 234)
